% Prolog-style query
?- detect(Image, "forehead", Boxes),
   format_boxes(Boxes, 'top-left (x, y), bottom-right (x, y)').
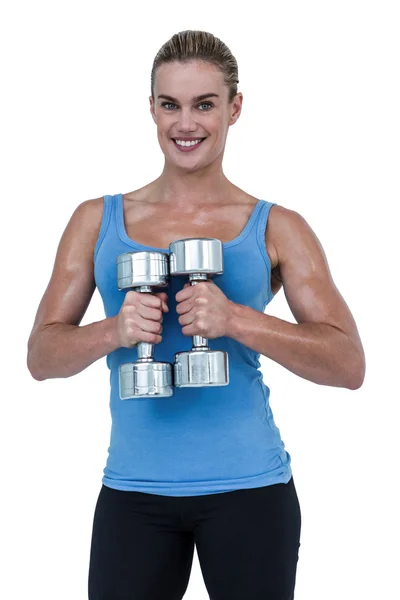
top-left (154, 61), bottom-right (225, 96)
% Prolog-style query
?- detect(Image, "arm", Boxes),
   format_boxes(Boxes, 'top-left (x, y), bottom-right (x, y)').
top-left (27, 198), bottom-right (120, 381)
top-left (226, 206), bottom-right (366, 390)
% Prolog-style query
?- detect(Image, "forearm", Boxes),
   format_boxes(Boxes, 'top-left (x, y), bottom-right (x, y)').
top-left (27, 316), bottom-right (120, 381)
top-left (226, 303), bottom-right (364, 389)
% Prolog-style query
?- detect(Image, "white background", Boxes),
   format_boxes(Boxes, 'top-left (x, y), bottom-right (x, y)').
top-left (1, 1), bottom-right (399, 598)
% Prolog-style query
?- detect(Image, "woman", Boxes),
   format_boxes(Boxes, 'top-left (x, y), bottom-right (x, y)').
top-left (27, 30), bottom-right (365, 600)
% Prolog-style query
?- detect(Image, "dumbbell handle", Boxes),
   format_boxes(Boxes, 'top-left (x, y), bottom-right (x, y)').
top-left (189, 278), bottom-right (209, 350)
top-left (134, 285), bottom-right (155, 361)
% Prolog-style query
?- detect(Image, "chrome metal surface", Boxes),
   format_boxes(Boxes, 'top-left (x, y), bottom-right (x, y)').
top-left (117, 251), bottom-right (169, 290)
top-left (168, 238), bottom-right (229, 388)
top-left (119, 362), bottom-right (173, 399)
top-left (169, 238), bottom-right (223, 276)
top-left (174, 349), bottom-right (229, 387)
top-left (116, 250), bottom-right (173, 399)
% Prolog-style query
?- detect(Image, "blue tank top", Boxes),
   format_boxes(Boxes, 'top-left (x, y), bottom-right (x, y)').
top-left (94, 193), bottom-right (292, 496)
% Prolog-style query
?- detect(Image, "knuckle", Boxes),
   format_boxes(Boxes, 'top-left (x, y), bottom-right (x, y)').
top-left (197, 320), bottom-right (206, 332)
top-left (128, 291), bottom-right (139, 303)
top-left (122, 303), bottom-right (133, 312)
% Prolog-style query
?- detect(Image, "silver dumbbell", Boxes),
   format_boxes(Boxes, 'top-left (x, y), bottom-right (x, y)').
top-left (169, 237), bottom-right (229, 387)
top-left (117, 251), bottom-right (173, 400)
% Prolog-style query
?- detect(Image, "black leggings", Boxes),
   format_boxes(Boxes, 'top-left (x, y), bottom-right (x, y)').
top-left (88, 476), bottom-right (301, 600)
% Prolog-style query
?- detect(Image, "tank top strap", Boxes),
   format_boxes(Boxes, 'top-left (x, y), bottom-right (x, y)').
top-left (94, 194), bottom-right (118, 262)
top-left (255, 199), bottom-right (277, 275)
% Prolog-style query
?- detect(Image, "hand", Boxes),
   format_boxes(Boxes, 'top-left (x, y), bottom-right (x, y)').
top-left (175, 280), bottom-right (233, 339)
top-left (115, 290), bottom-right (168, 348)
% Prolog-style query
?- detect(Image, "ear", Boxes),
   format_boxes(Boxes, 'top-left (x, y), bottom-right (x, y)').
top-left (229, 92), bottom-right (243, 126)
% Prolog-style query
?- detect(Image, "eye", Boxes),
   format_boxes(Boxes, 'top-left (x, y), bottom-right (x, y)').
top-left (161, 102), bottom-right (177, 110)
top-left (198, 102), bottom-right (213, 111)
top-left (160, 101), bottom-right (214, 111)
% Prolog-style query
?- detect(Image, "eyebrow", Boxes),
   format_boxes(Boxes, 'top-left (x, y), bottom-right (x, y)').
top-left (157, 93), bottom-right (219, 103)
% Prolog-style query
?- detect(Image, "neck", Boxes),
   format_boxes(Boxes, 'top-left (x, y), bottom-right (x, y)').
top-left (151, 161), bottom-right (234, 210)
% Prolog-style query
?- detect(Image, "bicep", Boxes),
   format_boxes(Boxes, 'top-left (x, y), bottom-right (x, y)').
top-left (28, 198), bottom-right (104, 348)
top-left (275, 208), bottom-right (362, 343)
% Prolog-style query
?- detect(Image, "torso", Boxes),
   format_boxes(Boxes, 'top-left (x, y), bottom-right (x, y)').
top-left (93, 183), bottom-right (283, 296)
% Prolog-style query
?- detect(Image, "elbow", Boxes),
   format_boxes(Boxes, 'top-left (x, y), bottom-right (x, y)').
top-left (27, 334), bottom-right (48, 381)
top-left (27, 356), bottom-right (46, 382)
top-left (348, 374), bottom-right (364, 390)
top-left (28, 369), bottom-right (46, 382)
top-left (28, 366), bottom-right (46, 381)
top-left (347, 348), bottom-right (366, 390)
top-left (31, 372), bottom-right (46, 382)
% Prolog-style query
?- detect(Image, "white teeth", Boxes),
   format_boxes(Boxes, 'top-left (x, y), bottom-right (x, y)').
top-left (174, 139), bottom-right (203, 147)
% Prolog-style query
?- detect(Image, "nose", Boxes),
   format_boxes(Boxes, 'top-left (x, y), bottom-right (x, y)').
top-left (177, 107), bottom-right (197, 132)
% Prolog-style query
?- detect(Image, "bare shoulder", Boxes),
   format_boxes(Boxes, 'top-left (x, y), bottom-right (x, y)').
top-left (73, 195), bottom-right (105, 235)
top-left (266, 204), bottom-right (320, 276)
top-left (64, 196), bottom-right (105, 261)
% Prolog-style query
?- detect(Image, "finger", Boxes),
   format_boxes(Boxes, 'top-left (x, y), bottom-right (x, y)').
top-left (175, 299), bottom-right (194, 315)
top-left (140, 331), bottom-right (163, 344)
top-left (178, 312), bottom-right (195, 327)
top-left (139, 293), bottom-right (168, 311)
top-left (138, 305), bottom-right (165, 321)
top-left (181, 323), bottom-right (194, 337)
top-left (154, 292), bottom-right (169, 312)
top-left (154, 292), bottom-right (168, 302)
top-left (138, 315), bottom-right (163, 334)
top-left (175, 286), bottom-right (194, 303)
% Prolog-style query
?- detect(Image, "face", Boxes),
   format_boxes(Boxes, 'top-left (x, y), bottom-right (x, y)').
top-left (149, 60), bottom-right (242, 170)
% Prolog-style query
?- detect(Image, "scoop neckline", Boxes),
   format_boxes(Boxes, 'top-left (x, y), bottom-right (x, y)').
top-left (115, 193), bottom-right (264, 252)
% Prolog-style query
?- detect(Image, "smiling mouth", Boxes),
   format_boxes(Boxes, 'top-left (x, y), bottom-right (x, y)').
top-left (172, 138), bottom-right (206, 143)
top-left (172, 138), bottom-right (206, 151)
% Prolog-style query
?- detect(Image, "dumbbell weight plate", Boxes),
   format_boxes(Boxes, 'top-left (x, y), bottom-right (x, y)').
top-left (119, 362), bottom-right (173, 400)
top-left (169, 238), bottom-right (223, 276)
top-left (116, 250), bottom-right (173, 400)
top-left (174, 349), bottom-right (229, 387)
top-left (117, 251), bottom-right (169, 290)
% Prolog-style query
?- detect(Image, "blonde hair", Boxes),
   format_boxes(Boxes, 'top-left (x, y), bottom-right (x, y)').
top-left (151, 30), bottom-right (239, 103)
